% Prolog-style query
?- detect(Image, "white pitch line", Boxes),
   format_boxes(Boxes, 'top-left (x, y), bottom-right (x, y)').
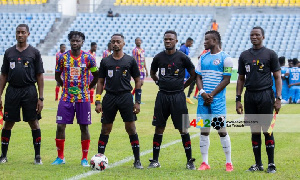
top-left (67, 133), bottom-right (200, 180)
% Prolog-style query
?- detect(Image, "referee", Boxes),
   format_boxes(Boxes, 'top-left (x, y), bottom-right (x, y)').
top-left (148, 30), bottom-right (196, 170)
top-left (236, 27), bottom-right (281, 173)
top-left (0, 24), bottom-right (44, 164)
top-left (95, 34), bottom-right (143, 169)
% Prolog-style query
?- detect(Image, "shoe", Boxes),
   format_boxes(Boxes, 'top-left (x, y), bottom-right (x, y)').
top-left (198, 162), bottom-right (210, 170)
top-left (147, 159), bottom-right (160, 168)
top-left (226, 163), bottom-right (233, 172)
top-left (133, 160), bottom-right (143, 169)
top-left (81, 158), bottom-right (89, 167)
top-left (186, 98), bottom-right (194, 104)
top-left (0, 156), bottom-right (7, 164)
top-left (34, 155), bottom-right (43, 165)
top-left (186, 158), bottom-right (196, 170)
top-left (267, 163), bottom-right (276, 173)
top-left (51, 157), bottom-right (66, 165)
top-left (246, 164), bottom-right (264, 172)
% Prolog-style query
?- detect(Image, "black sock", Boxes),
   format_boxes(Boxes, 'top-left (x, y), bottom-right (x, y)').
top-left (129, 134), bottom-right (140, 161)
top-left (252, 133), bottom-right (262, 166)
top-left (264, 133), bottom-right (275, 164)
top-left (187, 81), bottom-right (196, 97)
top-left (32, 129), bottom-right (41, 157)
top-left (181, 133), bottom-right (192, 161)
top-left (1, 129), bottom-right (11, 157)
top-left (153, 134), bottom-right (163, 161)
top-left (98, 134), bottom-right (109, 154)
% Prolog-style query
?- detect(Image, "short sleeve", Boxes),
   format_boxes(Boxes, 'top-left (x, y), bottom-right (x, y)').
top-left (130, 58), bottom-right (141, 78)
top-left (195, 56), bottom-right (202, 75)
top-left (223, 57), bottom-right (233, 76)
top-left (55, 54), bottom-right (64, 72)
top-left (238, 53), bottom-right (246, 75)
top-left (183, 56), bottom-right (195, 72)
top-left (179, 46), bottom-right (186, 54)
top-left (270, 51), bottom-right (281, 72)
top-left (151, 56), bottom-right (159, 72)
top-left (98, 59), bottom-right (106, 78)
top-left (1, 51), bottom-right (9, 74)
top-left (34, 50), bottom-right (44, 74)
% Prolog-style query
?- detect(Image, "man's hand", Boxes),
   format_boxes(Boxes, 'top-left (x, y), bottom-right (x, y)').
top-left (133, 103), bottom-right (140, 114)
top-left (236, 101), bottom-right (243, 114)
top-left (274, 99), bottom-right (281, 113)
top-left (202, 93), bottom-right (213, 106)
top-left (95, 103), bottom-right (102, 114)
top-left (145, 69), bottom-right (149, 77)
top-left (36, 99), bottom-right (43, 114)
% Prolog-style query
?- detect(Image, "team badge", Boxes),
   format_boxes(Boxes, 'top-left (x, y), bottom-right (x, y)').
top-left (245, 65), bottom-right (250, 72)
top-left (213, 59), bottom-right (221, 65)
top-left (108, 70), bottom-right (113, 77)
top-left (174, 69), bottom-right (179, 76)
top-left (10, 62), bottom-right (15, 69)
top-left (80, 63), bottom-right (86, 68)
top-left (24, 61), bottom-right (29, 67)
top-left (161, 68), bottom-right (165, 76)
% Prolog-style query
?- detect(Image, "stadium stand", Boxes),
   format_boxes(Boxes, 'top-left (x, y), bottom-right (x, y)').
top-left (113, 0), bottom-right (300, 7)
top-left (0, 13), bottom-right (60, 55)
top-left (0, 0), bottom-right (47, 5)
top-left (50, 13), bottom-right (213, 57)
top-left (222, 14), bottom-right (300, 59)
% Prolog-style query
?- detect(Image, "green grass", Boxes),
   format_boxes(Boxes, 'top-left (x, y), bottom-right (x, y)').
top-left (0, 81), bottom-right (299, 180)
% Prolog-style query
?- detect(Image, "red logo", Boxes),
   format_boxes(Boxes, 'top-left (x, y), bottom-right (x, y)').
top-left (184, 141), bottom-right (191, 147)
top-left (252, 141), bottom-right (258, 146)
top-left (153, 142), bottom-right (160, 146)
top-left (18, 58), bottom-right (21, 61)
top-left (98, 140), bottom-right (105, 145)
top-left (35, 137), bottom-right (41, 143)
top-left (131, 140), bottom-right (139, 146)
top-left (266, 140), bottom-right (274, 145)
top-left (1, 137), bottom-right (9, 142)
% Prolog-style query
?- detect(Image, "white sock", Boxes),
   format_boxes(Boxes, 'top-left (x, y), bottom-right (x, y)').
top-left (200, 135), bottom-right (210, 164)
top-left (220, 134), bottom-right (232, 164)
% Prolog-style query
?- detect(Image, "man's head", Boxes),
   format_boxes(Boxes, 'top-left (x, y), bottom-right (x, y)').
top-left (185, 37), bottom-right (194, 47)
top-left (111, 34), bottom-right (125, 52)
top-left (135, 37), bottom-right (142, 47)
top-left (90, 42), bottom-right (97, 52)
top-left (279, 56), bottom-right (285, 66)
top-left (213, 20), bottom-right (216, 23)
top-left (60, 44), bottom-right (66, 53)
top-left (163, 30), bottom-right (178, 51)
top-left (204, 30), bottom-right (221, 50)
top-left (16, 24), bottom-right (30, 43)
top-left (292, 58), bottom-right (299, 66)
top-left (68, 31), bottom-right (85, 51)
top-left (288, 59), bottom-right (293, 68)
top-left (250, 26), bottom-right (265, 46)
top-left (107, 42), bottom-right (112, 51)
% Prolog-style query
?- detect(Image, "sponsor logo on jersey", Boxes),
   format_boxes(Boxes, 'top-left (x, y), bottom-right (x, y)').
top-left (161, 68), bottom-right (165, 76)
top-left (108, 70), bottom-right (113, 77)
top-left (10, 62), bottom-right (15, 69)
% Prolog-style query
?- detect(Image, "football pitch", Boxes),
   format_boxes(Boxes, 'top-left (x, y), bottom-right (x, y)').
top-left (0, 80), bottom-right (299, 180)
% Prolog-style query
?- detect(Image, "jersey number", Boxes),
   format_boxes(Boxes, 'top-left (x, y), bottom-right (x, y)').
top-left (291, 73), bottom-right (299, 81)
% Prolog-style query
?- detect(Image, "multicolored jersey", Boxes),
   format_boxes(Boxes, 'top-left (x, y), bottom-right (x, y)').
top-left (55, 50), bottom-right (97, 102)
top-left (196, 51), bottom-right (233, 99)
top-left (132, 47), bottom-right (145, 72)
top-left (287, 67), bottom-right (300, 85)
top-left (56, 51), bottom-right (64, 63)
top-left (88, 50), bottom-right (96, 58)
top-left (102, 49), bottom-right (111, 58)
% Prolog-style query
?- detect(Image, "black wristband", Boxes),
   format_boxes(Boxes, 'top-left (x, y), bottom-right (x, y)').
top-left (95, 100), bottom-right (101, 106)
top-left (236, 95), bottom-right (241, 102)
top-left (135, 89), bottom-right (142, 103)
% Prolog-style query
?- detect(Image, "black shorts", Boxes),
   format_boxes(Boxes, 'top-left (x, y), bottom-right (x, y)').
top-left (153, 91), bottom-right (188, 129)
top-left (4, 85), bottom-right (41, 122)
top-left (244, 88), bottom-right (274, 126)
top-left (101, 92), bottom-right (137, 124)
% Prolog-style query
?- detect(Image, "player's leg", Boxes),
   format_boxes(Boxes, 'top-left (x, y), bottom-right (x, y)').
top-left (186, 80), bottom-right (195, 104)
top-left (90, 88), bottom-right (95, 104)
top-left (194, 86), bottom-right (199, 99)
top-left (55, 82), bottom-right (60, 101)
top-left (28, 120), bottom-right (42, 165)
top-left (52, 101), bottom-right (75, 165)
top-left (295, 86), bottom-right (300, 104)
top-left (262, 125), bottom-right (276, 173)
top-left (0, 121), bottom-right (15, 163)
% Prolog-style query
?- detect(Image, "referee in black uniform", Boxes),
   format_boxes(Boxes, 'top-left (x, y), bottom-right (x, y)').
top-left (0, 24), bottom-right (44, 164)
top-left (148, 30), bottom-right (196, 170)
top-left (95, 34), bottom-right (143, 169)
top-left (236, 27), bottom-right (281, 173)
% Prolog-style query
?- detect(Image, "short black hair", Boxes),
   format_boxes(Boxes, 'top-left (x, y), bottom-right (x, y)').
top-left (279, 56), bottom-right (285, 65)
top-left (107, 42), bottom-right (111, 46)
top-left (205, 30), bottom-right (221, 45)
top-left (16, 24), bottom-right (29, 32)
top-left (252, 26), bottom-right (265, 37)
top-left (68, 31), bottom-right (85, 41)
top-left (60, 44), bottom-right (65, 47)
top-left (292, 58), bottom-right (299, 65)
top-left (288, 59), bottom-right (293, 62)
top-left (164, 30), bottom-right (177, 38)
top-left (91, 42), bottom-right (97, 46)
top-left (181, 43), bottom-right (185, 46)
top-left (111, 33), bottom-right (124, 39)
top-left (187, 37), bottom-right (194, 41)
top-left (135, 37), bottom-right (142, 41)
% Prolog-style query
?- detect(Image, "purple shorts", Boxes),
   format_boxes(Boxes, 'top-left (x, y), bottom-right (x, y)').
top-left (56, 101), bottom-right (91, 125)
top-left (140, 72), bottom-right (145, 80)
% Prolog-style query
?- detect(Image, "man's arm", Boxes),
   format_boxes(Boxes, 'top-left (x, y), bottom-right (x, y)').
top-left (210, 75), bottom-right (230, 97)
top-left (289, 82), bottom-right (300, 87)
top-left (133, 76), bottom-right (142, 114)
top-left (36, 73), bottom-right (44, 114)
top-left (236, 74), bottom-right (245, 114)
top-left (184, 68), bottom-right (196, 89)
top-left (196, 74), bottom-right (212, 105)
top-left (0, 73), bottom-right (7, 109)
top-left (144, 59), bottom-right (148, 77)
top-left (89, 71), bottom-right (98, 89)
top-left (55, 71), bottom-right (63, 86)
top-left (273, 70), bottom-right (282, 113)
top-left (95, 78), bottom-right (105, 114)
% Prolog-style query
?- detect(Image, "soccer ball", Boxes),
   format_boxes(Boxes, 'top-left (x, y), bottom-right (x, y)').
top-left (90, 153), bottom-right (108, 171)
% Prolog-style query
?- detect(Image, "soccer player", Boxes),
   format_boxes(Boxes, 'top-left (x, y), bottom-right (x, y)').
top-left (195, 30), bottom-right (234, 172)
top-left (102, 42), bottom-right (112, 58)
top-left (148, 30), bottom-right (196, 170)
top-left (0, 24), bottom-right (44, 164)
top-left (131, 37), bottom-right (148, 100)
top-left (55, 44), bottom-right (66, 101)
top-left (278, 57), bottom-right (289, 104)
top-left (95, 34), bottom-right (143, 169)
top-left (286, 58), bottom-right (300, 103)
top-left (236, 27), bottom-right (281, 173)
top-left (52, 31), bottom-right (98, 166)
top-left (88, 42), bottom-right (97, 103)
top-left (180, 37), bottom-right (195, 105)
